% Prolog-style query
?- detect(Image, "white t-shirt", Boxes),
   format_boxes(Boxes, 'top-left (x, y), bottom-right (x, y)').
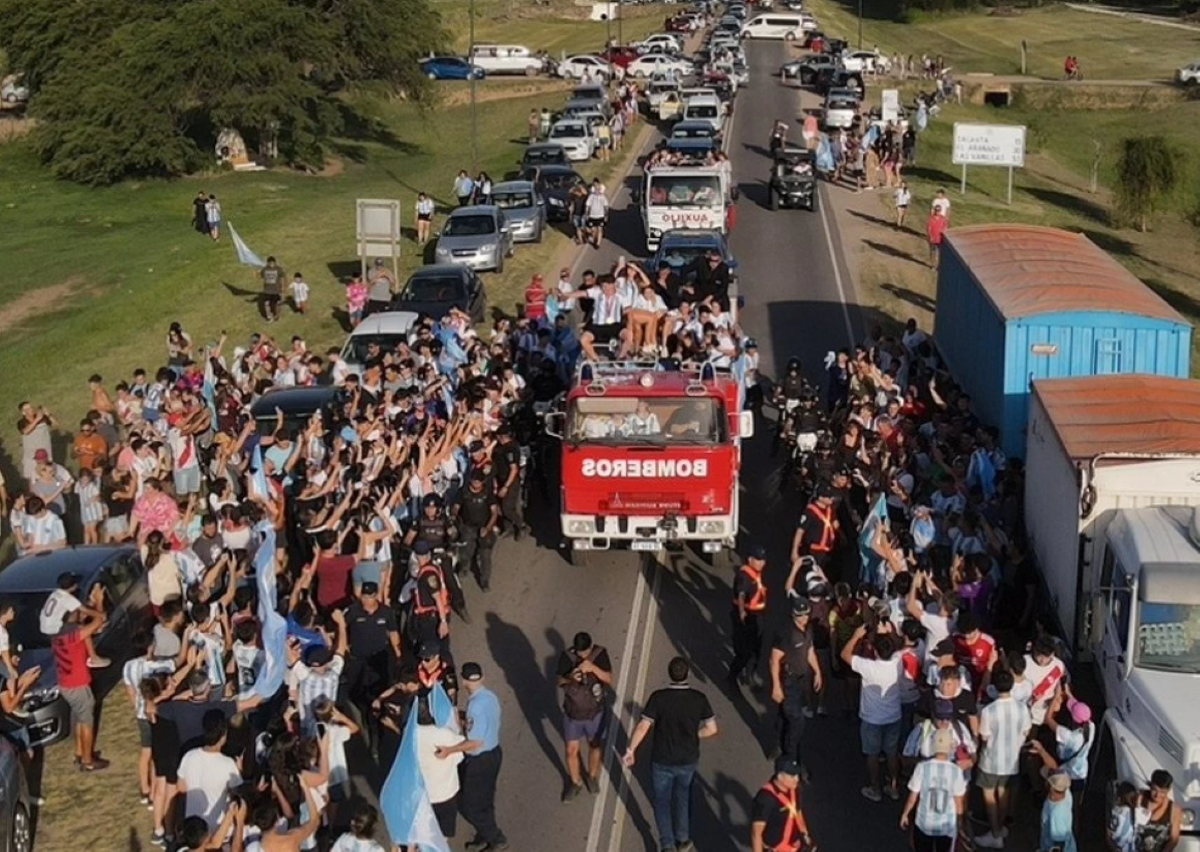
top-left (850, 654), bottom-right (904, 725)
top-left (168, 428), bottom-right (199, 471)
top-left (290, 280), bottom-right (310, 302)
top-left (39, 587), bottom-right (81, 635)
top-left (415, 723), bottom-right (465, 804)
top-left (331, 835), bottom-right (386, 852)
top-left (1024, 655), bottom-right (1066, 724)
top-left (585, 192), bottom-right (609, 220)
top-left (178, 748), bottom-right (242, 832)
top-left (895, 187), bottom-right (912, 208)
top-left (585, 286), bottom-right (630, 326)
top-left (25, 512), bottom-right (66, 549)
top-left (325, 722), bottom-right (353, 789)
top-left (931, 195), bottom-right (951, 216)
top-left (632, 292), bottom-right (667, 312)
top-left (919, 611), bottom-right (952, 660)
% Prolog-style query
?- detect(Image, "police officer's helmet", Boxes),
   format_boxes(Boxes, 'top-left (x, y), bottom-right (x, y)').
top-left (422, 493), bottom-right (443, 508)
top-left (786, 357), bottom-right (801, 373)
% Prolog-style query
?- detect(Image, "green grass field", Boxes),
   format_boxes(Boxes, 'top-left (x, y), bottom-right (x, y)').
top-left (805, 0), bottom-right (1200, 80)
top-left (0, 3), bottom-right (672, 486)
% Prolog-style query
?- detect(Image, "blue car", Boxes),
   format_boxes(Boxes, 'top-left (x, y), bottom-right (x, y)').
top-left (650, 228), bottom-right (738, 276)
top-left (419, 56), bottom-right (486, 81)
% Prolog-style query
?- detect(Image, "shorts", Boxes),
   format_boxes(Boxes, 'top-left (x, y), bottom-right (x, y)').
top-left (61, 685), bottom-right (95, 727)
top-left (976, 769), bottom-right (1014, 790)
top-left (572, 214), bottom-right (586, 229)
top-left (264, 293), bottom-right (281, 307)
top-left (104, 515), bottom-right (129, 538)
top-left (563, 709), bottom-right (608, 744)
top-left (138, 718), bottom-right (153, 748)
top-left (599, 138), bottom-right (611, 149)
top-left (586, 217), bottom-right (606, 228)
top-left (173, 465), bottom-right (201, 496)
top-left (417, 213), bottom-right (432, 222)
top-left (860, 719), bottom-right (901, 756)
top-left (585, 323), bottom-right (623, 346)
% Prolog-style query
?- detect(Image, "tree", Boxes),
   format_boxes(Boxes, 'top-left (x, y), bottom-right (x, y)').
top-left (1113, 136), bottom-right (1181, 233)
top-left (0, 0), bottom-right (448, 184)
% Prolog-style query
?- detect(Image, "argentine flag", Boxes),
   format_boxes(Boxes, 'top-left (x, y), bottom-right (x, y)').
top-left (858, 494), bottom-right (890, 588)
top-left (229, 222), bottom-right (267, 268)
top-left (250, 524), bottom-right (287, 700)
top-left (249, 443), bottom-right (270, 500)
top-left (381, 682), bottom-right (459, 851)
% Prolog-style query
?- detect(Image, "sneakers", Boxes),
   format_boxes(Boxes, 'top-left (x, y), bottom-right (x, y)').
top-left (485, 842), bottom-right (511, 852)
top-left (87, 656), bottom-right (111, 669)
top-left (885, 784), bottom-right (900, 801)
top-left (861, 786), bottom-right (883, 803)
top-left (465, 841), bottom-right (490, 852)
top-left (80, 757), bottom-right (111, 772)
top-left (149, 832), bottom-right (167, 849)
top-left (582, 774), bottom-right (600, 794)
top-left (975, 832), bottom-right (1004, 849)
top-left (562, 783), bottom-right (584, 803)
top-left (803, 707), bottom-right (815, 719)
top-left (677, 842), bottom-right (696, 852)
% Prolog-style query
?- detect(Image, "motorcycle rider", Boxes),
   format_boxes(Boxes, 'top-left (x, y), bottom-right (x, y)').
top-left (772, 358), bottom-right (812, 456)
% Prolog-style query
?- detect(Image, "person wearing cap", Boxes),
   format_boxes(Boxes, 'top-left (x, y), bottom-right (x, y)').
top-left (557, 631), bottom-right (614, 801)
top-left (16, 400), bottom-right (55, 482)
top-left (750, 756), bottom-right (814, 852)
top-left (493, 427), bottom-right (529, 542)
top-left (975, 668), bottom-right (1031, 849)
top-left (1039, 771), bottom-right (1077, 852)
top-left (452, 470), bottom-right (501, 592)
top-left (790, 487), bottom-right (839, 571)
top-left (408, 541), bottom-right (453, 656)
top-left (900, 729), bottom-right (967, 852)
top-left (730, 545), bottom-right (770, 687)
top-left (416, 642), bottom-right (458, 702)
top-left (406, 493), bottom-right (469, 623)
top-left (434, 662), bottom-right (509, 851)
top-left (1028, 687), bottom-right (1095, 800)
top-left (366, 257), bottom-right (398, 316)
top-left (290, 609), bottom-right (348, 732)
top-left (769, 595), bottom-right (822, 780)
top-left (902, 698), bottom-right (976, 780)
top-left (624, 657), bottom-right (717, 852)
top-left (343, 580), bottom-right (402, 715)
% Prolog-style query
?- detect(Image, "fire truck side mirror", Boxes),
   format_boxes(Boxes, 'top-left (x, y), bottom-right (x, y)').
top-left (738, 410), bottom-right (755, 439)
top-left (545, 411), bottom-right (565, 439)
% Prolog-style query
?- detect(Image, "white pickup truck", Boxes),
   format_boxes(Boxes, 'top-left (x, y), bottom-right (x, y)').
top-left (640, 163), bottom-right (731, 251)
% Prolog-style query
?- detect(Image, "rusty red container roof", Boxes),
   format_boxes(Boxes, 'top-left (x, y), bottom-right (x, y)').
top-left (945, 225), bottom-right (1185, 323)
top-left (1033, 375), bottom-right (1200, 459)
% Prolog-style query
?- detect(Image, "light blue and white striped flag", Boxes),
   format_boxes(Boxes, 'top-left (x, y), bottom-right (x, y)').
top-left (249, 442), bottom-right (270, 500)
top-left (381, 682), bottom-right (457, 851)
top-left (858, 494), bottom-right (890, 588)
top-left (250, 524), bottom-right (286, 700)
top-left (229, 222), bottom-right (267, 268)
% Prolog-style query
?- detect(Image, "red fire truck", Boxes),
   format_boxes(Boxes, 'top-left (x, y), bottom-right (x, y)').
top-left (547, 360), bottom-right (753, 557)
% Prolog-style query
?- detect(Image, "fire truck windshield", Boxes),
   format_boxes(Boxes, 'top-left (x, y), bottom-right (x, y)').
top-left (567, 396), bottom-right (725, 444)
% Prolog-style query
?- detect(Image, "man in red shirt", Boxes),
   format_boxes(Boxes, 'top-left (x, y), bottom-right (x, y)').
top-left (953, 612), bottom-right (997, 697)
top-left (311, 530), bottom-right (356, 613)
top-left (926, 208), bottom-right (948, 267)
top-left (52, 602), bottom-right (110, 771)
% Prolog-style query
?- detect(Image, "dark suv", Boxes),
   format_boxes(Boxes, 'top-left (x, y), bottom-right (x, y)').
top-left (0, 546), bottom-right (149, 746)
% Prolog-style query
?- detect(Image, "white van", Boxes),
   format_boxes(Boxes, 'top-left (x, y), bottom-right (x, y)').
top-left (469, 44), bottom-right (544, 76)
top-left (742, 13), bottom-right (809, 40)
top-left (682, 94), bottom-right (725, 134)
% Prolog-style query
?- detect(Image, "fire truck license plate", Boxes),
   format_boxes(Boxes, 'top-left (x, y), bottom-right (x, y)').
top-left (631, 540), bottom-right (661, 551)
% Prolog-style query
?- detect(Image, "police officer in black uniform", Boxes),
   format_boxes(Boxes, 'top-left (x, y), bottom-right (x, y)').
top-left (416, 641), bottom-right (459, 704)
top-left (468, 440), bottom-right (495, 493)
top-left (493, 428), bottom-right (528, 541)
top-left (790, 486), bottom-right (839, 573)
top-left (750, 757), bottom-right (815, 852)
top-left (408, 541), bottom-right (452, 657)
top-left (406, 493), bottom-right (470, 622)
top-left (729, 544), bottom-right (769, 687)
top-left (768, 597), bottom-right (821, 779)
top-left (453, 471), bottom-right (501, 592)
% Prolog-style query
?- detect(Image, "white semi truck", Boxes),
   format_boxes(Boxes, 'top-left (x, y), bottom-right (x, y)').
top-left (1025, 375), bottom-right (1200, 846)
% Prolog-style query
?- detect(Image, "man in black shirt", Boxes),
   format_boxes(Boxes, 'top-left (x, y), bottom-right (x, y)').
top-left (769, 598), bottom-right (821, 779)
top-left (751, 757), bottom-right (814, 852)
top-left (343, 582), bottom-right (402, 712)
top-left (192, 516), bottom-right (224, 568)
top-left (623, 657), bottom-right (717, 852)
top-left (492, 428), bottom-right (528, 541)
top-left (453, 472), bottom-right (501, 592)
top-left (682, 250), bottom-right (732, 310)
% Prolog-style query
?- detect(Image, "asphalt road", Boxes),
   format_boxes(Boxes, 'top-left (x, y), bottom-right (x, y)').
top-left (354, 40), bottom-right (916, 852)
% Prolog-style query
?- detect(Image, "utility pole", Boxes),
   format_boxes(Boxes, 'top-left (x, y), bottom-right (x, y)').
top-left (618, 0), bottom-right (623, 47)
top-left (470, 0), bottom-right (478, 173)
top-left (606, 5), bottom-right (613, 80)
top-left (857, 0), bottom-right (864, 49)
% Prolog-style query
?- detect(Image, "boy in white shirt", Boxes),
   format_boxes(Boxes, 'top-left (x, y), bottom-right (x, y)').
top-left (289, 273), bottom-right (310, 314)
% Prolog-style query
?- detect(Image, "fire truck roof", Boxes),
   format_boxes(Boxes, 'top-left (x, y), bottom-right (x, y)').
top-left (569, 361), bottom-right (738, 398)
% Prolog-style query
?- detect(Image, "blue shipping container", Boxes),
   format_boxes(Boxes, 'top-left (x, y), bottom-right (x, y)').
top-left (933, 225), bottom-right (1191, 459)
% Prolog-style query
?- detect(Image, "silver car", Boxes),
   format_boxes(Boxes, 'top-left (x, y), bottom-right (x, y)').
top-left (433, 205), bottom-right (515, 273)
top-left (490, 181), bottom-right (546, 243)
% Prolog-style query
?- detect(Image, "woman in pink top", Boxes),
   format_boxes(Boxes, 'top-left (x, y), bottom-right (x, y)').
top-left (130, 478), bottom-right (182, 544)
top-left (346, 275), bottom-right (369, 327)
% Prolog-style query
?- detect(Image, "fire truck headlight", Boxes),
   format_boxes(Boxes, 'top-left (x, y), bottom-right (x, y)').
top-left (698, 520), bottom-right (725, 535)
top-left (568, 519), bottom-right (596, 535)
top-left (1182, 808), bottom-right (1196, 829)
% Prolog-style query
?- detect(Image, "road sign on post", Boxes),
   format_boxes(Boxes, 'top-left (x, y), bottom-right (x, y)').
top-left (356, 198), bottom-right (401, 279)
top-left (951, 122), bottom-right (1026, 205)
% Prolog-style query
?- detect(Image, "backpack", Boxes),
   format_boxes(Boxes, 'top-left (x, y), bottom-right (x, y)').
top-left (562, 647), bottom-right (606, 721)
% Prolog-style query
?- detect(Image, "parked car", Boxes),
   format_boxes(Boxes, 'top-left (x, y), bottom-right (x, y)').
top-left (557, 55), bottom-right (617, 81)
top-left (527, 165), bottom-right (585, 222)
top-left (841, 50), bottom-right (883, 74)
top-left (1177, 60), bottom-right (1200, 86)
top-left (250, 385), bottom-right (349, 435)
top-left (390, 264), bottom-right (486, 324)
top-left (468, 44), bottom-right (545, 76)
top-left (779, 53), bottom-right (835, 80)
top-left (519, 143), bottom-right (569, 173)
top-left (338, 313), bottom-right (420, 373)
top-left (433, 205), bottom-right (514, 273)
top-left (0, 738), bottom-right (32, 852)
top-left (419, 56), bottom-right (485, 81)
top-left (0, 546), bottom-right (150, 748)
top-left (681, 94), bottom-right (725, 134)
top-left (547, 118), bottom-right (596, 161)
top-left (627, 54), bottom-right (694, 79)
top-left (812, 67), bottom-right (864, 96)
top-left (0, 80), bottom-right (28, 105)
top-left (822, 96), bottom-right (859, 129)
top-left (634, 33), bottom-right (684, 54)
top-left (490, 180), bottom-right (546, 243)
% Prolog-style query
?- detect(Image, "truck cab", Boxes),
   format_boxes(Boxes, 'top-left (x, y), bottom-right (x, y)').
top-left (548, 361), bottom-right (752, 556)
top-left (1093, 506), bottom-right (1200, 845)
top-left (640, 163), bottom-right (732, 251)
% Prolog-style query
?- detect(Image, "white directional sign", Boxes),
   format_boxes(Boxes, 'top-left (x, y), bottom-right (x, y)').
top-left (881, 89), bottom-right (900, 123)
top-left (952, 123), bottom-right (1026, 168)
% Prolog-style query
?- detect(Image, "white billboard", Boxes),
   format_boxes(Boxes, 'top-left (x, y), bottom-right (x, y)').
top-left (952, 123), bottom-right (1026, 168)
top-left (881, 89), bottom-right (900, 123)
